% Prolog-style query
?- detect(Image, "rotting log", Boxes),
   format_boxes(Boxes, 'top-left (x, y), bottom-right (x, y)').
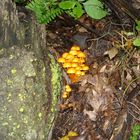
top-left (0, 1), bottom-right (62, 140)
top-left (104, 0), bottom-right (140, 21)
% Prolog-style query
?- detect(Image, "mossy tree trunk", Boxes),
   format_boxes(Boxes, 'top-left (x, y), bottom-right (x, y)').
top-left (0, 1), bottom-right (61, 140)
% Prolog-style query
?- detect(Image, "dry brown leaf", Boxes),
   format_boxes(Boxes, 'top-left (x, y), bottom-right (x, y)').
top-left (84, 109), bottom-right (97, 121)
top-left (83, 74), bottom-right (114, 122)
top-left (104, 47), bottom-right (118, 59)
top-left (99, 65), bottom-right (107, 73)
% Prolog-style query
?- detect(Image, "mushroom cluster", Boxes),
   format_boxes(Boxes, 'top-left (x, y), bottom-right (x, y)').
top-left (58, 45), bottom-right (89, 82)
top-left (62, 85), bottom-right (72, 99)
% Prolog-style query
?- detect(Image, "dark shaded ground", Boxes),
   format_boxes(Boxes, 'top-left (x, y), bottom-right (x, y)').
top-left (45, 14), bottom-right (140, 140)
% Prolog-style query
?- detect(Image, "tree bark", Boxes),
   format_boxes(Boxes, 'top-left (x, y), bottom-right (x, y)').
top-left (0, 1), bottom-right (61, 140)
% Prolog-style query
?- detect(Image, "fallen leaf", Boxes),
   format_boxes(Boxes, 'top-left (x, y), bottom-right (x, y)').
top-left (84, 109), bottom-right (97, 121)
top-left (99, 65), bottom-right (107, 73)
top-left (104, 47), bottom-right (118, 59)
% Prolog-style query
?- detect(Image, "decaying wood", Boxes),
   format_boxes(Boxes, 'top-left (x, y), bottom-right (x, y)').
top-left (0, 1), bottom-right (60, 140)
top-left (104, 0), bottom-right (140, 21)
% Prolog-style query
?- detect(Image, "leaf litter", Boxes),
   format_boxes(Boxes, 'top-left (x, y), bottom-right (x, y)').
top-left (45, 10), bottom-right (140, 140)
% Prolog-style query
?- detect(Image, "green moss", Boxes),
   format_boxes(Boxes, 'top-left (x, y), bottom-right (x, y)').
top-left (45, 54), bottom-right (62, 137)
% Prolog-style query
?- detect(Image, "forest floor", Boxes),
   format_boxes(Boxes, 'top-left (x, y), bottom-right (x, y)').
top-left (16, 2), bottom-right (140, 140)
top-left (45, 14), bottom-right (140, 140)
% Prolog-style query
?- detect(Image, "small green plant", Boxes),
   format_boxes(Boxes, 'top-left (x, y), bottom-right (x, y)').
top-left (26, 0), bottom-right (107, 24)
top-left (133, 20), bottom-right (140, 48)
top-left (26, 0), bottom-right (63, 24)
top-left (59, 1), bottom-right (84, 19)
top-left (130, 124), bottom-right (140, 140)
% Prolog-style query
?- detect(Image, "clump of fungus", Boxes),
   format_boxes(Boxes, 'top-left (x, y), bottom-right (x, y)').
top-left (58, 45), bottom-right (89, 83)
top-left (62, 85), bottom-right (72, 99)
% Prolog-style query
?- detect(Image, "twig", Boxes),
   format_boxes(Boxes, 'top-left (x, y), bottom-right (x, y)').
top-left (128, 109), bottom-right (140, 121)
top-left (127, 101), bottom-right (140, 113)
top-left (123, 77), bottom-right (140, 98)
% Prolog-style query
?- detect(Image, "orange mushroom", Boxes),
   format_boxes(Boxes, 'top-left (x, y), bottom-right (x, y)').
top-left (77, 52), bottom-right (86, 58)
top-left (75, 70), bottom-right (81, 76)
top-left (65, 87), bottom-right (71, 92)
top-left (72, 57), bottom-right (79, 63)
top-left (67, 68), bottom-right (76, 74)
top-left (62, 92), bottom-right (68, 99)
top-left (58, 57), bottom-right (65, 63)
top-left (63, 62), bottom-right (72, 68)
top-left (65, 54), bottom-right (74, 60)
top-left (81, 71), bottom-right (85, 76)
top-left (71, 63), bottom-right (78, 68)
top-left (82, 65), bottom-right (89, 71)
top-left (69, 50), bottom-right (78, 56)
top-left (71, 45), bottom-right (80, 51)
top-left (62, 53), bottom-right (69, 58)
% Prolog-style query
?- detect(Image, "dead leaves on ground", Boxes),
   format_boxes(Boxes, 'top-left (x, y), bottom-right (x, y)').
top-left (79, 73), bottom-right (115, 122)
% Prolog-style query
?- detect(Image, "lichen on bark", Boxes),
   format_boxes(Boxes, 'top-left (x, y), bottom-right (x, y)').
top-left (0, 0), bottom-right (62, 140)
top-left (0, 46), bottom-right (47, 140)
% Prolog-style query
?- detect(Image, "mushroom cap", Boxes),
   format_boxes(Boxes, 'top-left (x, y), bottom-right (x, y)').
top-left (66, 87), bottom-right (71, 92)
top-left (67, 68), bottom-right (76, 74)
top-left (71, 45), bottom-right (80, 51)
top-left (72, 57), bottom-right (79, 63)
top-left (69, 50), bottom-right (78, 55)
top-left (65, 85), bottom-right (71, 89)
top-left (81, 71), bottom-right (85, 76)
top-left (71, 63), bottom-right (78, 68)
top-left (75, 66), bottom-right (82, 71)
top-left (75, 70), bottom-right (82, 75)
top-left (79, 58), bottom-right (85, 63)
top-left (62, 92), bottom-right (68, 98)
top-left (77, 52), bottom-right (86, 58)
top-left (65, 54), bottom-right (74, 60)
top-left (63, 62), bottom-right (72, 68)
top-left (82, 65), bottom-right (89, 71)
top-left (62, 53), bottom-right (69, 58)
top-left (58, 57), bottom-right (65, 63)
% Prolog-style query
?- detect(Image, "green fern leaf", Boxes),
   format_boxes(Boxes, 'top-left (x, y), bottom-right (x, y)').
top-left (26, 0), bottom-right (63, 24)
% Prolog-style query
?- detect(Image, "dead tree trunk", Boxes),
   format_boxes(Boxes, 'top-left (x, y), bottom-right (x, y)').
top-left (104, 0), bottom-right (140, 21)
top-left (0, 1), bottom-right (61, 140)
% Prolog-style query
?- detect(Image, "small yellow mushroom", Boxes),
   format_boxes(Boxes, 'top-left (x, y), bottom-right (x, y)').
top-left (67, 68), bottom-right (76, 74)
top-left (63, 62), bottom-right (72, 68)
top-left (82, 65), bottom-right (89, 71)
top-left (72, 57), bottom-right (79, 63)
top-left (69, 50), bottom-right (78, 55)
top-left (62, 53), bottom-right (69, 58)
top-left (71, 63), bottom-right (78, 68)
top-left (75, 66), bottom-right (82, 71)
top-left (79, 58), bottom-right (85, 63)
top-left (81, 71), bottom-right (85, 76)
top-left (71, 45), bottom-right (80, 51)
top-left (65, 85), bottom-right (71, 89)
top-left (58, 57), bottom-right (65, 63)
top-left (77, 52), bottom-right (86, 58)
top-left (65, 54), bottom-right (74, 60)
top-left (62, 92), bottom-right (68, 99)
top-left (75, 70), bottom-right (82, 75)
top-left (65, 85), bottom-right (72, 92)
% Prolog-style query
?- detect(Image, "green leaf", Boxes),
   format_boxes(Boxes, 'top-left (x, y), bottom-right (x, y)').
top-left (136, 20), bottom-right (140, 31)
top-left (59, 1), bottom-right (76, 10)
top-left (83, 0), bottom-right (107, 19)
top-left (133, 37), bottom-right (140, 47)
top-left (72, 3), bottom-right (84, 18)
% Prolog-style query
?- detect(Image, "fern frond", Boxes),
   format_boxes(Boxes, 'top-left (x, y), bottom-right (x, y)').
top-left (26, 0), bottom-right (63, 24)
